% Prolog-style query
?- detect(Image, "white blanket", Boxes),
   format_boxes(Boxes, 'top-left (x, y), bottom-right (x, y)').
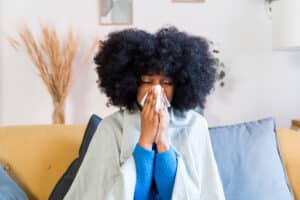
top-left (63, 107), bottom-right (225, 200)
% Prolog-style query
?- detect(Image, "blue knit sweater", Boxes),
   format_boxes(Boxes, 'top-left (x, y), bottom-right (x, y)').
top-left (133, 144), bottom-right (178, 200)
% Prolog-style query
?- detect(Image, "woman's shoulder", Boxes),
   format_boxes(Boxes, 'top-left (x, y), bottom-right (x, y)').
top-left (190, 110), bottom-right (208, 126)
top-left (102, 109), bottom-right (124, 122)
top-left (170, 108), bottom-right (208, 128)
top-left (95, 109), bottom-right (125, 133)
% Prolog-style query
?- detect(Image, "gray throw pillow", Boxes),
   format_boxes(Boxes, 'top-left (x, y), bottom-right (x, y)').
top-left (209, 117), bottom-right (294, 200)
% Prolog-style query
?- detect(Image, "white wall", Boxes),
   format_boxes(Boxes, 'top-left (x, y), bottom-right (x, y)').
top-left (0, 0), bottom-right (300, 127)
top-left (0, 0), bottom-right (3, 124)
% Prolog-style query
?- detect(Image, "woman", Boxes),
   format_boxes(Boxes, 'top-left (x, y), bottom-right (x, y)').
top-left (63, 26), bottom-right (225, 200)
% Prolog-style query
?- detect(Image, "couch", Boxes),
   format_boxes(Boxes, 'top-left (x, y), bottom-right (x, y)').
top-left (0, 125), bottom-right (299, 200)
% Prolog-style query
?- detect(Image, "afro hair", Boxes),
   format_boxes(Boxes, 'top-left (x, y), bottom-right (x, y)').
top-left (94, 26), bottom-right (217, 112)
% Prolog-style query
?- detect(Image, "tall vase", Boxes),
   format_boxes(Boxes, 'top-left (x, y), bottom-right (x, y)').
top-left (52, 101), bottom-right (65, 124)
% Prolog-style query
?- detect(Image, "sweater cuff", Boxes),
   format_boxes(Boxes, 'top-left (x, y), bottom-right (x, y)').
top-left (133, 143), bottom-right (155, 160)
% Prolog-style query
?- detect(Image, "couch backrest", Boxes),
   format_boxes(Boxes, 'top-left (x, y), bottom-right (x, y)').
top-left (0, 126), bottom-right (299, 200)
top-left (0, 125), bottom-right (86, 200)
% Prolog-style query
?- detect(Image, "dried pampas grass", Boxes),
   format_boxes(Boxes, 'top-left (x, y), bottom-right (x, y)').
top-left (8, 24), bottom-right (79, 124)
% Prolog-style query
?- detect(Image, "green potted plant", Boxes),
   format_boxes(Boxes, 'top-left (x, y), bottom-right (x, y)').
top-left (209, 40), bottom-right (226, 87)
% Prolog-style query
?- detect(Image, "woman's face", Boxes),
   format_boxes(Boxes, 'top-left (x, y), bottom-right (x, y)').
top-left (137, 74), bottom-right (174, 105)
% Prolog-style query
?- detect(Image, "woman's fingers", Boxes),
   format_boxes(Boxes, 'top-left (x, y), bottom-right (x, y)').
top-left (140, 87), bottom-right (171, 146)
top-left (155, 130), bottom-right (160, 144)
top-left (148, 91), bottom-right (155, 120)
top-left (142, 91), bottom-right (151, 115)
top-left (142, 90), bottom-right (157, 122)
top-left (142, 87), bottom-right (163, 125)
top-left (156, 108), bottom-right (164, 143)
top-left (156, 103), bottom-right (166, 142)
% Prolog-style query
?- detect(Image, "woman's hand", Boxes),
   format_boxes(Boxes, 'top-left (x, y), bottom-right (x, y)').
top-left (139, 89), bottom-right (159, 150)
top-left (155, 92), bottom-right (171, 152)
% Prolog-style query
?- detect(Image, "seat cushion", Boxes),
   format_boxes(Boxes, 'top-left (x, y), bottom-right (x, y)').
top-left (209, 117), bottom-right (294, 200)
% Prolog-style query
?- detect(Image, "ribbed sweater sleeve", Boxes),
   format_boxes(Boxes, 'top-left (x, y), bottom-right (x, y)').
top-left (132, 144), bottom-right (155, 200)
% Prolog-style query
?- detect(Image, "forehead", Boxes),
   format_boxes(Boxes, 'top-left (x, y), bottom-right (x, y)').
top-left (140, 74), bottom-right (173, 80)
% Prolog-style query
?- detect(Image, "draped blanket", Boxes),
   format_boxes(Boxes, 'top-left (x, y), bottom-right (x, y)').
top-left (64, 107), bottom-right (225, 200)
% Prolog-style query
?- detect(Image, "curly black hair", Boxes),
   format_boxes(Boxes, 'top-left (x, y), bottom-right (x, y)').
top-left (94, 26), bottom-right (217, 112)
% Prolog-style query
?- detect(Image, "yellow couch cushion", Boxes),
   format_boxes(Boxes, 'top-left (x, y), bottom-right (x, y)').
top-left (277, 128), bottom-right (300, 200)
top-left (0, 125), bottom-right (85, 200)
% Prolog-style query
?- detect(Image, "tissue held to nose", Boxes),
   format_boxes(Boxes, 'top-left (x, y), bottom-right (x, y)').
top-left (140, 85), bottom-right (170, 112)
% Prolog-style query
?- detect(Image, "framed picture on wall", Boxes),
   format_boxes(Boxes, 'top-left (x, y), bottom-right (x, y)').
top-left (99, 0), bottom-right (133, 25)
top-left (172, 0), bottom-right (205, 2)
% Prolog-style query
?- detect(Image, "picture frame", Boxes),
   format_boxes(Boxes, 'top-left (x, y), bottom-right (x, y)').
top-left (99, 0), bottom-right (133, 25)
top-left (172, 0), bottom-right (205, 2)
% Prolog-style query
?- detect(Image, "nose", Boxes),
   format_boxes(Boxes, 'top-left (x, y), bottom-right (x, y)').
top-left (152, 79), bottom-right (161, 85)
top-left (151, 84), bottom-right (166, 95)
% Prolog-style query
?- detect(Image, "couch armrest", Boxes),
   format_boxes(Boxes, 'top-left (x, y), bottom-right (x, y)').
top-left (277, 128), bottom-right (300, 200)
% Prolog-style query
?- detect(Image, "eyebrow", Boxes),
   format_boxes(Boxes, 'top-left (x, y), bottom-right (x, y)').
top-left (141, 76), bottom-right (172, 80)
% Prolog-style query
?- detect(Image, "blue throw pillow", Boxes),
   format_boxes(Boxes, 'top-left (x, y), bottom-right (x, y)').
top-left (209, 117), bottom-right (294, 200)
top-left (49, 114), bottom-right (101, 200)
top-left (0, 164), bottom-right (28, 200)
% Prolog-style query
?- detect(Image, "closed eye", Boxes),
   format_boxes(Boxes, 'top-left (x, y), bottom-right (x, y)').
top-left (162, 82), bottom-right (173, 85)
top-left (141, 81), bottom-right (152, 84)
top-left (140, 80), bottom-right (173, 85)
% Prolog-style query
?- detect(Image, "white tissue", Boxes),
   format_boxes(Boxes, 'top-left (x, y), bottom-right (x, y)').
top-left (140, 85), bottom-right (170, 112)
